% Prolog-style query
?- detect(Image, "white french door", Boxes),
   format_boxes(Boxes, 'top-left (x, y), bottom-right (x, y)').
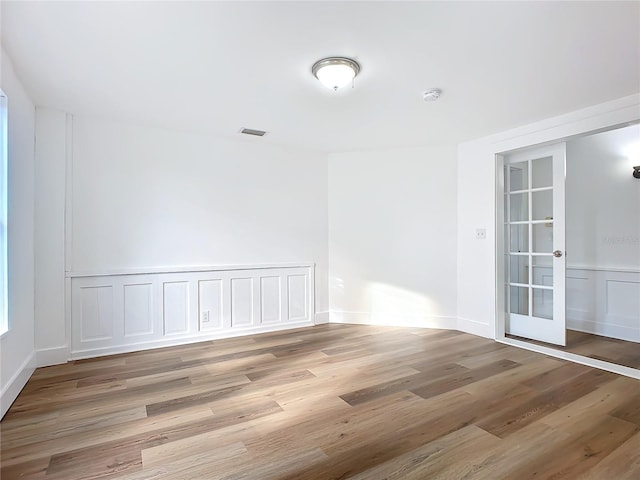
top-left (504, 143), bottom-right (566, 346)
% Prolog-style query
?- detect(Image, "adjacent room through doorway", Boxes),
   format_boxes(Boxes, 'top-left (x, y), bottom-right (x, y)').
top-left (501, 123), bottom-right (640, 372)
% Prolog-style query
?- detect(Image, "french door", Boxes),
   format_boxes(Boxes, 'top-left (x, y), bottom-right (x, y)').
top-left (504, 143), bottom-right (566, 346)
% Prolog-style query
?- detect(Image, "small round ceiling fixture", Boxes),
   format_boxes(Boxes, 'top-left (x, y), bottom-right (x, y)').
top-left (423, 88), bottom-right (442, 102)
top-left (312, 57), bottom-right (360, 91)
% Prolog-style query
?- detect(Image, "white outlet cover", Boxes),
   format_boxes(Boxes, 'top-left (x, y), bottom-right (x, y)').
top-left (476, 228), bottom-right (487, 239)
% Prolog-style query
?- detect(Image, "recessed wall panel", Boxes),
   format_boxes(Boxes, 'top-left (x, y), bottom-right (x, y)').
top-left (231, 277), bottom-right (253, 327)
top-left (260, 276), bottom-right (281, 324)
top-left (566, 275), bottom-right (591, 311)
top-left (80, 285), bottom-right (113, 341)
top-left (124, 283), bottom-right (153, 336)
top-left (606, 280), bottom-right (640, 327)
top-left (199, 279), bottom-right (223, 330)
top-left (71, 265), bottom-right (315, 357)
top-left (164, 281), bottom-right (189, 335)
top-left (288, 274), bottom-right (308, 321)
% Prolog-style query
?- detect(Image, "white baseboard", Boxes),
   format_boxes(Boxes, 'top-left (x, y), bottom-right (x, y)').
top-left (329, 311), bottom-right (457, 330)
top-left (36, 346), bottom-right (70, 367)
top-left (314, 311), bottom-right (330, 325)
top-left (70, 321), bottom-right (315, 360)
top-left (457, 317), bottom-right (493, 339)
top-left (1, 351), bottom-right (36, 419)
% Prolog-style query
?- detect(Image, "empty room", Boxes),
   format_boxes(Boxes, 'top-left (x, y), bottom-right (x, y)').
top-left (1, 1), bottom-right (639, 479)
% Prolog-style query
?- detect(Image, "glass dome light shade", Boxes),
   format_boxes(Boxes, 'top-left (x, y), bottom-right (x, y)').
top-left (312, 57), bottom-right (360, 91)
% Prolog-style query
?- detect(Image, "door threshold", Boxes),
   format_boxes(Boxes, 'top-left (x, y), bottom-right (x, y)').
top-left (496, 336), bottom-right (640, 380)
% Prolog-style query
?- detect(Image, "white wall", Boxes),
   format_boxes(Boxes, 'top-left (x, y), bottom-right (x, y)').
top-left (27, 115), bottom-right (330, 361)
top-left (456, 139), bottom-right (498, 338)
top-left (566, 125), bottom-right (640, 270)
top-left (34, 109), bottom-right (67, 364)
top-left (562, 125), bottom-right (640, 341)
top-left (69, 117), bottom-right (328, 281)
top-left (68, 117), bottom-right (328, 302)
top-left (0, 50), bottom-right (36, 418)
top-left (328, 146), bottom-right (458, 328)
top-left (457, 94), bottom-right (640, 340)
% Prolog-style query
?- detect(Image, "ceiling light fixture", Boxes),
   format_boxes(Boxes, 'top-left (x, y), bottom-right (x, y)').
top-left (312, 57), bottom-right (360, 91)
top-left (423, 89), bottom-right (442, 102)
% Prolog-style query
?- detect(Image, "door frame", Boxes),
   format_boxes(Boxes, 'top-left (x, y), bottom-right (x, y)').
top-left (487, 96), bottom-right (640, 380)
top-left (494, 141), bottom-right (640, 380)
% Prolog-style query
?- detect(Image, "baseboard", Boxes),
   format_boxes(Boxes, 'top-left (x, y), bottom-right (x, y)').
top-left (1, 351), bottom-right (36, 419)
top-left (314, 311), bottom-right (330, 325)
top-left (36, 346), bottom-right (70, 367)
top-left (329, 311), bottom-right (364, 324)
top-left (457, 317), bottom-right (493, 339)
top-left (69, 321), bottom-right (315, 360)
top-left (329, 311), bottom-right (457, 330)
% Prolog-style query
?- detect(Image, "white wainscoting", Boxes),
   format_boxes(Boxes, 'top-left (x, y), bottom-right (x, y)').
top-left (533, 265), bottom-right (640, 342)
top-left (70, 265), bottom-right (314, 358)
top-left (566, 267), bottom-right (640, 342)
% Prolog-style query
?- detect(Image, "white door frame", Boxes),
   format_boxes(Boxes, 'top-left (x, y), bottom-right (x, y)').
top-left (487, 95), bottom-right (640, 379)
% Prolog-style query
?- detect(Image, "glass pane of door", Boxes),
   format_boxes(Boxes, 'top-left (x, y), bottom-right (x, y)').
top-left (509, 162), bottom-right (528, 191)
top-left (510, 286), bottom-right (529, 315)
top-left (532, 223), bottom-right (552, 253)
top-left (532, 189), bottom-right (553, 220)
top-left (510, 255), bottom-right (529, 284)
top-left (532, 156), bottom-right (553, 188)
top-left (510, 224), bottom-right (529, 252)
top-left (533, 288), bottom-right (553, 320)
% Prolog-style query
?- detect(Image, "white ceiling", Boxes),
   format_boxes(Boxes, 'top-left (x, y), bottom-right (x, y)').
top-left (2, 1), bottom-right (639, 153)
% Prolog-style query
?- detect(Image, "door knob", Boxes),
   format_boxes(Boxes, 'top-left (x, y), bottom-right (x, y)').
top-left (553, 250), bottom-right (563, 258)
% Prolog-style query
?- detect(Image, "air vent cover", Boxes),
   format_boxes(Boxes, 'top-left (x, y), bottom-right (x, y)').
top-left (240, 128), bottom-right (267, 136)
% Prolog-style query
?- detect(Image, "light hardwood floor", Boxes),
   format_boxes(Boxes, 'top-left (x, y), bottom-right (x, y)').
top-left (1, 324), bottom-right (639, 479)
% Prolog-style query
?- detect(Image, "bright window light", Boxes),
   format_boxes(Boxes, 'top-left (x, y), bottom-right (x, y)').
top-left (0, 90), bottom-right (7, 336)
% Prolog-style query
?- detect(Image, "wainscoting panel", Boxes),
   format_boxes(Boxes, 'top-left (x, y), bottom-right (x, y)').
top-left (606, 279), bottom-right (640, 325)
top-left (123, 283), bottom-right (154, 338)
top-left (79, 285), bottom-right (113, 342)
top-left (70, 265), bottom-right (315, 358)
top-left (163, 281), bottom-right (190, 336)
top-left (198, 279), bottom-right (223, 331)
top-left (566, 267), bottom-right (640, 342)
top-left (260, 276), bottom-right (281, 324)
top-left (231, 277), bottom-right (254, 328)
top-left (288, 274), bottom-right (308, 321)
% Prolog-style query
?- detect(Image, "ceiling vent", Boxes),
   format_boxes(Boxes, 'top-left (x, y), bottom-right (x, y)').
top-left (240, 128), bottom-right (267, 137)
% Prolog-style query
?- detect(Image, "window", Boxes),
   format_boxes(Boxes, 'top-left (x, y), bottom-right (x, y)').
top-left (0, 90), bottom-right (7, 335)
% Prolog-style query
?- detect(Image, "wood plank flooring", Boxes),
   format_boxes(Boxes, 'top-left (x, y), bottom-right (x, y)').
top-left (1, 324), bottom-right (639, 479)
top-left (508, 329), bottom-right (640, 370)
